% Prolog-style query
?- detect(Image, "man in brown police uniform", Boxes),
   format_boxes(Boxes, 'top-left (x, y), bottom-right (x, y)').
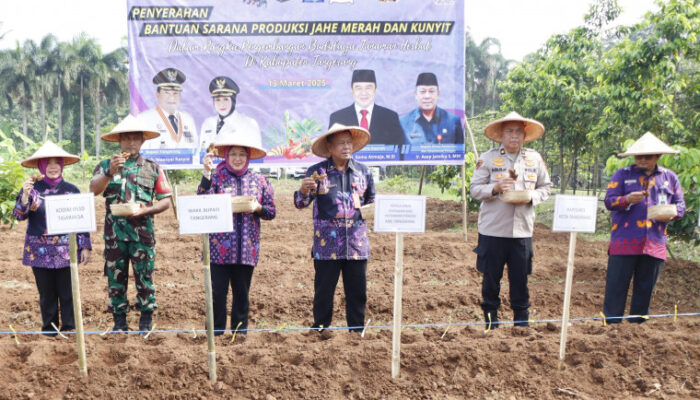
top-left (469, 112), bottom-right (552, 328)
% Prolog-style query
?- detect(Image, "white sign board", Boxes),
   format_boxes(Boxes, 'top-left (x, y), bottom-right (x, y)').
top-left (177, 194), bottom-right (233, 235)
top-left (552, 195), bottom-right (598, 233)
top-left (374, 195), bottom-right (426, 233)
top-left (45, 193), bottom-right (97, 235)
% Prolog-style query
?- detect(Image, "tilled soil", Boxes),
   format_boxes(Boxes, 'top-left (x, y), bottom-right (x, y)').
top-left (1, 190), bottom-right (698, 399)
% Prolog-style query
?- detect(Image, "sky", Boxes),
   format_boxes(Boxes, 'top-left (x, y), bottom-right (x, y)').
top-left (467, 0), bottom-right (660, 61)
top-left (1, 0), bottom-right (660, 61)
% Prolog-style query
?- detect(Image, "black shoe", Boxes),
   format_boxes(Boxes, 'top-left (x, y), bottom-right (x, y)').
top-left (112, 313), bottom-right (129, 333)
top-left (139, 312), bottom-right (153, 334)
top-left (483, 310), bottom-right (499, 329)
top-left (514, 310), bottom-right (530, 327)
top-left (627, 315), bottom-right (648, 324)
top-left (210, 325), bottom-right (226, 336)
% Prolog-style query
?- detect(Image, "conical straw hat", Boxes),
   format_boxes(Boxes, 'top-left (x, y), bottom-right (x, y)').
top-left (484, 111), bottom-right (545, 143)
top-left (311, 123), bottom-right (370, 158)
top-left (21, 140), bottom-right (80, 168)
top-left (212, 122), bottom-right (267, 160)
top-left (617, 132), bottom-right (679, 157)
top-left (101, 114), bottom-right (160, 142)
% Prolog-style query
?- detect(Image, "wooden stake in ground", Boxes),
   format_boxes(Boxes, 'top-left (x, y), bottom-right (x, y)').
top-left (551, 194), bottom-right (597, 364)
top-left (391, 232), bottom-right (404, 379)
top-left (69, 233), bottom-right (88, 377)
top-left (461, 164), bottom-right (468, 242)
top-left (417, 166), bottom-right (426, 195)
top-left (559, 232), bottom-right (578, 364)
top-left (201, 234), bottom-right (217, 382)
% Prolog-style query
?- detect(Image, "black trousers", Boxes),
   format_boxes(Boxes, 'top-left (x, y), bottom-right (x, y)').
top-left (603, 255), bottom-right (663, 324)
top-left (474, 234), bottom-right (533, 312)
top-left (312, 259), bottom-right (367, 332)
top-left (210, 263), bottom-right (255, 334)
top-left (32, 267), bottom-right (74, 335)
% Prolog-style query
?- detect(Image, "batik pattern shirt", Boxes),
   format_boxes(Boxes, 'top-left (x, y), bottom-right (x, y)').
top-left (198, 168), bottom-right (275, 266)
top-left (294, 158), bottom-right (375, 261)
top-left (13, 180), bottom-right (91, 268)
top-left (605, 164), bottom-right (685, 260)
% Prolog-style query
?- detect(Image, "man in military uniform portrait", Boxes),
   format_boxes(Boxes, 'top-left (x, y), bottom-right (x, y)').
top-left (198, 76), bottom-right (261, 162)
top-left (90, 115), bottom-right (172, 333)
top-left (469, 112), bottom-right (552, 328)
top-left (400, 72), bottom-right (464, 145)
top-left (138, 67), bottom-right (198, 152)
top-left (329, 69), bottom-right (404, 145)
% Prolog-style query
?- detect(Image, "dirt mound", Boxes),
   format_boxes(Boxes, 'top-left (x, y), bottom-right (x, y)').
top-left (1, 187), bottom-right (698, 399)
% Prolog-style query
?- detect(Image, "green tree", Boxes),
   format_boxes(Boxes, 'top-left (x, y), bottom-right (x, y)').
top-left (90, 47), bottom-right (128, 157)
top-left (70, 33), bottom-right (101, 155)
top-left (0, 40), bottom-right (38, 146)
top-left (596, 0), bottom-right (699, 147)
top-left (500, 26), bottom-right (601, 193)
top-left (464, 33), bottom-right (512, 117)
top-left (28, 34), bottom-right (60, 141)
top-left (52, 41), bottom-right (79, 142)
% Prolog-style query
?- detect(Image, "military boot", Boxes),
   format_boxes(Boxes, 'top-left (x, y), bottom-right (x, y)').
top-left (112, 313), bottom-right (129, 332)
top-left (139, 311), bottom-right (153, 334)
top-left (514, 310), bottom-right (530, 327)
top-left (484, 310), bottom-right (499, 329)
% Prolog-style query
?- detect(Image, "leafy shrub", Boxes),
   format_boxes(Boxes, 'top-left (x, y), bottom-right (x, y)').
top-left (0, 128), bottom-right (37, 226)
top-left (428, 152), bottom-right (480, 210)
top-left (383, 175), bottom-right (412, 193)
top-left (62, 151), bottom-right (102, 184)
top-left (0, 160), bottom-right (25, 226)
top-left (164, 169), bottom-right (203, 186)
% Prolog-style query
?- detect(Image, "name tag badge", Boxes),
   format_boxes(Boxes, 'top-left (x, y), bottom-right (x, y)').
top-left (624, 179), bottom-right (637, 185)
top-left (658, 193), bottom-right (668, 205)
top-left (352, 192), bottom-right (362, 209)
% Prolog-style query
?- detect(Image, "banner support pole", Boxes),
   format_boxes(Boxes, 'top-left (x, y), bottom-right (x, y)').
top-left (461, 164), bottom-right (468, 242)
top-left (418, 166), bottom-right (426, 195)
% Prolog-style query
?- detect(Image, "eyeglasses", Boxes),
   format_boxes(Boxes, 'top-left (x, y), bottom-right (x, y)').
top-left (634, 154), bottom-right (658, 160)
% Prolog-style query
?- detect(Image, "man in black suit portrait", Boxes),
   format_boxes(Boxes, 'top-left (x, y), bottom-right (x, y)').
top-left (329, 69), bottom-right (404, 145)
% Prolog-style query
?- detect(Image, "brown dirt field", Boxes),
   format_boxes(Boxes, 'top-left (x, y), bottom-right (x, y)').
top-left (1, 189), bottom-right (698, 399)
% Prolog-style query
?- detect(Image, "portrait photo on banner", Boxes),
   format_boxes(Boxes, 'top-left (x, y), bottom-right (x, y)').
top-left (127, 0), bottom-right (465, 169)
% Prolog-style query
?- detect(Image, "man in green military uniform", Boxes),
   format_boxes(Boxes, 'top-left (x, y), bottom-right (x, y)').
top-left (90, 115), bottom-right (172, 333)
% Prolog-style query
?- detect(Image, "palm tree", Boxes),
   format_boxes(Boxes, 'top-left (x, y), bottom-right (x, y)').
top-left (464, 34), bottom-right (512, 117)
top-left (464, 32), bottom-right (482, 117)
top-left (0, 40), bottom-right (37, 146)
top-left (90, 47), bottom-right (128, 157)
top-left (53, 41), bottom-right (79, 142)
top-left (30, 35), bottom-right (59, 141)
top-left (69, 34), bottom-right (100, 155)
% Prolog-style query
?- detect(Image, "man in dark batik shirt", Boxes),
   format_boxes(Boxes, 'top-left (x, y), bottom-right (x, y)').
top-left (294, 123), bottom-right (375, 333)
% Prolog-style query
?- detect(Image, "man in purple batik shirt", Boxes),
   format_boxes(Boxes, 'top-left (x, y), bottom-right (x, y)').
top-left (294, 124), bottom-right (375, 333)
top-left (603, 132), bottom-right (685, 324)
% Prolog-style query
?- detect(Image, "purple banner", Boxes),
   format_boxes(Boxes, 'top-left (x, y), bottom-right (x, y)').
top-left (127, 0), bottom-right (465, 169)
